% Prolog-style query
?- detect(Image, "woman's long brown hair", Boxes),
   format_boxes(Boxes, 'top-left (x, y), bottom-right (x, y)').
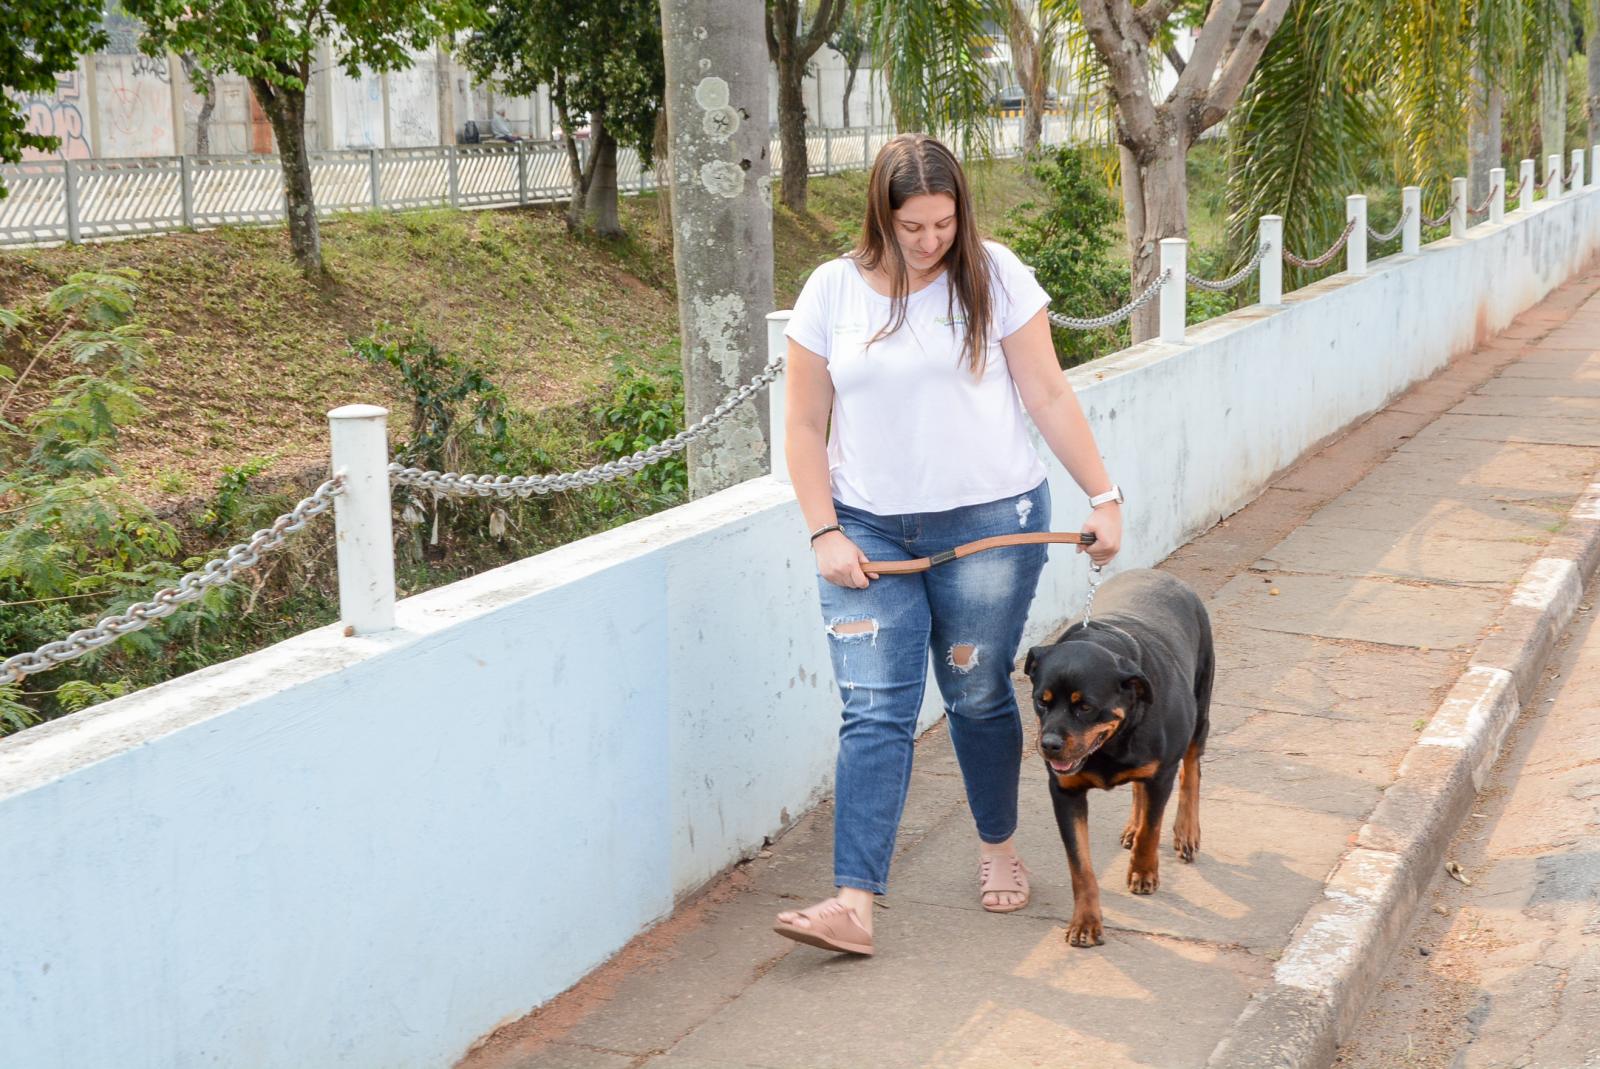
top-left (852, 133), bottom-right (993, 375)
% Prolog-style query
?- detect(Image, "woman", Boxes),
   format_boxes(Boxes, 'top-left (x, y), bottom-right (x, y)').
top-left (773, 133), bottom-right (1124, 957)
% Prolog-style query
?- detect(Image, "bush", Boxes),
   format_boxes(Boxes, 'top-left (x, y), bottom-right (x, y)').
top-left (997, 145), bottom-right (1130, 367)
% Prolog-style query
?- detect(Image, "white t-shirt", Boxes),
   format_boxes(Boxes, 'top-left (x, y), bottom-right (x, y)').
top-left (784, 239), bottom-right (1051, 515)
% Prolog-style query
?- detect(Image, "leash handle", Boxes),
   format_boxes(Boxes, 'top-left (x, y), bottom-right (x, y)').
top-left (862, 531), bottom-right (1096, 576)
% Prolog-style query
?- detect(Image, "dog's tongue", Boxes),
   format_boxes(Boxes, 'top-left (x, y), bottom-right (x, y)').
top-left (1049, 756), bottom-right (1084, 774)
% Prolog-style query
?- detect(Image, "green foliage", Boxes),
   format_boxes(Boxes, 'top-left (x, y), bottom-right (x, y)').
top-left (200, 456), bottom-right (277, 536)
top-left (122, 0), bottom-right (480, 96)
top-left (592, 352), bottom-right (687, 504)
top-left (0, 0), bottom-right (107, 179)
top-left (0, 272), bottom-right (206, 733)
top-left (460, 0), bottom-right (663, 163)
top-left (352, 325), bottom-right (507, 473)
top-left (997, 145), bottom-right (1128, 367)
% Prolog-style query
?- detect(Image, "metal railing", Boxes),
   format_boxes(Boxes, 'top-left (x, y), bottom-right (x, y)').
top-left (0, 115), bottom-right (1099, 247)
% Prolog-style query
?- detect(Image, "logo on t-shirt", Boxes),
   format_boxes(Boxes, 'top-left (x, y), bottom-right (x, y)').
top-left (934, 314), bottom-right (967, 328)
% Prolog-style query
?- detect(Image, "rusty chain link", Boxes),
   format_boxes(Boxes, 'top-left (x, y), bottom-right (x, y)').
top-left (1283, 218), bottom-right (1360, 269)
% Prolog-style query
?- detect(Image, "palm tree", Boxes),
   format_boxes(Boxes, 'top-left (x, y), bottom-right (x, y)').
top-left (1226, 0), bottom-right (1574, 282)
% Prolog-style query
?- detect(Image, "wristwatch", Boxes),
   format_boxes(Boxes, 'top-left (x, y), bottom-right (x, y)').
top-left (1088, 484), bottom-right (1124, 508)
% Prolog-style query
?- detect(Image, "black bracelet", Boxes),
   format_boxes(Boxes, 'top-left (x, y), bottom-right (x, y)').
top-left (809, 523), bottom-right (842, 544)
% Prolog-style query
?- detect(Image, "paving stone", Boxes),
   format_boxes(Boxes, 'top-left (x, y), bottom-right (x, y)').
top-left (1253, 521), bottom-right (1542, 585)
top-left (1210, 570), bottom-right (1503, 650)
top-left (1301, 489), bottom-right (1567, 542)
top-left (1208, 625), bottom-right (1461, 722)
top-left (1408, 412), bottom-right (1600, 448)
top-left (888, 791), bottom-right (1349, 952)
top-left (668, 901), bottom-right (1267, 1069)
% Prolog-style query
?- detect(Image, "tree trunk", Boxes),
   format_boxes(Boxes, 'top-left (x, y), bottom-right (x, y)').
top-left (181, 56), bottom-right (216, 155)
top-left (585, 117), bottom-right (623, 238)
top-left (661, 0), bottom-right (774, 496)
top-left (1589, 0), bottom-right (1600, 145)
top-left (554, 88), bottom-right (590, 233)
top-left (251, 76), bottom-right (322, 279)
top-left (1123, 133), bottom-right (1188, 342)
top-left (1007, 0), bottom-right (1044, 154)
top-left (842, 62), bottom-right (859, 129)
top-left (1541, 0), bottom-right (1570, 162)
top-left (776, 59), bottom-right (809, 213)
top-left (653, 109), bottom-right (672, 232)
top-left (1468, 63), bottom-right (1501, 205)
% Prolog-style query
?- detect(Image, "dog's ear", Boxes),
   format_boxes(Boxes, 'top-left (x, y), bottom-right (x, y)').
top-left (1024, 646), bottom-right (1044, 678)
top-left (1121, 674), bottom-right (1152, 706)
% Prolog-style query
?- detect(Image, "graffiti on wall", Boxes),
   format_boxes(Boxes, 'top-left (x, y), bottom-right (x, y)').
top-left (95, 54), bottom-right (175, 156)
top-left (20, 69), bottom-right (93, 160)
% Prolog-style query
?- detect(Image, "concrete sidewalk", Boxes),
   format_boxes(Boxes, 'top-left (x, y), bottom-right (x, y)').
top-left (461, 267), bottom-right (1600, 1069)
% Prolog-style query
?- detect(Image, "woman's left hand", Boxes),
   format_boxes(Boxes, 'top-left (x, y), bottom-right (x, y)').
top-left (1079, 503), bottom-right (1122, 567)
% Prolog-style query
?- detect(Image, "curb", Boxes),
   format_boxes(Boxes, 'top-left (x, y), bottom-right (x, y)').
top-left (1204, 477), bottom-right (1600, 1069)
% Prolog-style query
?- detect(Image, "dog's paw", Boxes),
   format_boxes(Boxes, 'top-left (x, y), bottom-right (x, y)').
top-left (1127, 866), bottom-right (1159, 895)
top-left (1173, 829), bottom-right (1200, 862)
top-left (1119, 824), bottom-right (1137, 850)
top-left (1065, 913), bottom-right (1104, 947)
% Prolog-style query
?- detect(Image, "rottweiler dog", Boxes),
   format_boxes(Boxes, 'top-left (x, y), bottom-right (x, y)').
top-left (1023, 569), bottom-right (1213, 947)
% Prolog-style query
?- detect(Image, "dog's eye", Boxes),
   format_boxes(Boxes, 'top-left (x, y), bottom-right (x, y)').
top-left (1039, 689), bottom-right (1053, 703)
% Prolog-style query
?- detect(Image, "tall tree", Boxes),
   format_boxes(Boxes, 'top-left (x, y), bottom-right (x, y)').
top-left (122, 0), bottom-right (478, 278)
top-left (1003, 0), bottom-right (1071, 154)
top-left (0, 0), bottom-right (106, 191)
top-left (1590, 0), bottom-right (1600, 145)
top-left (767, 0), bottom-right (847, 213)
top-left (462, 0), bottom-right (664, 237)
top-left (662, 0), bottom-right (775, 495)
top-left (829, 3), bottom-right (871, 128)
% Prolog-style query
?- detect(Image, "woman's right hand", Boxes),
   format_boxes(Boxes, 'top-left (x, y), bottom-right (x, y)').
top-left (814, 530), bottom-right (877, 588)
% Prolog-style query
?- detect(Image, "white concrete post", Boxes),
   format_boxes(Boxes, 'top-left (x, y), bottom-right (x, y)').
top-left (1258, 215), bottom-right (1283, 306)
top-left (766, 312), bottom-right (791, 484)
top-left (1489, 167), bottom-right (1506, 225)
top-left (1159, 238), bottom-right (1186, 344)
top-left (178, 156), bottom-right (195, 229)
top-left (1592, 145), bottom-right (1600, 190)
top-left (1346, 194), bottom-right (1367, 273)
top-left (368, 148), bottom-right (382, 209)
top-left (516, 141), bottom-right (529, 204)
top-left (1450, 177), bottom-right (1467, 238)
top-left (1519, 159), bottom-right (1536, 212)
top-left (1571, 149), bottom-right (1585, 192)
top-left (328, 405), bottom-right (397, 635)
top-left (1402, 186), bottom-right (1421, 254)
top-left (1548, 154), bottom-right (1563, 199)
top-left (822, 127), bottom-right (832, 175)
top-left (62, 159), bottom-right (81, 244)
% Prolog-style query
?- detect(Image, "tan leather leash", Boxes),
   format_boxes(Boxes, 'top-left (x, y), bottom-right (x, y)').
top-left (861, 531), bottom-right (1097, 575)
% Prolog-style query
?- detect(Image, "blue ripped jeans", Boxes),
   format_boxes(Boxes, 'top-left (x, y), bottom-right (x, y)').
top-left (818, 480), bottom-right (1051, 894)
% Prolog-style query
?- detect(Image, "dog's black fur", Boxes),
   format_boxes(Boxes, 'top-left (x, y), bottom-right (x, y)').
top-left (1023, 568), bottom-right (1214, 947)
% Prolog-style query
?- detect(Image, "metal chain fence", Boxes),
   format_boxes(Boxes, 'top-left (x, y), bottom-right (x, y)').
top-left (1187, 242), bottom-right (1273, 292)
top-left (1422, 199), bottom-right (1460, 228)
top-left (1368, 206), bottom-right (1413, 242)
top-left (390, 358), bottom-right (784, 499)
top-left (1, 476), bottom-right (345, 686)
top-left (1470, 184), bottom-right (1502, 216)
top-left (1047, 269), bottom-right (1172, 331)
top-left (1283, 218), bottom-right (1360, 269)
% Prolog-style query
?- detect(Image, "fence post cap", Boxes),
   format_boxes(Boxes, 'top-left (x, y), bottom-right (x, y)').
top-left (328, 404), bottom-right (389, 421)
top-left (1159, 236), bottom-right (1187, 248)
top-left (1261, 213), bottom-right (1283, 222)
top-left (765, 309), bottom-right (794, 321)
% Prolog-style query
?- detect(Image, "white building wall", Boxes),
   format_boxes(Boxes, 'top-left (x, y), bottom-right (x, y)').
top-left (2, 181), bottom-right (1599, 1069)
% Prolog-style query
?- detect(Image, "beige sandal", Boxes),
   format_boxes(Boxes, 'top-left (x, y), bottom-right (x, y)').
top-left (979, 854), bottom-right (1031, 913)
top-left (773, 898), bottom-right (875, 955)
